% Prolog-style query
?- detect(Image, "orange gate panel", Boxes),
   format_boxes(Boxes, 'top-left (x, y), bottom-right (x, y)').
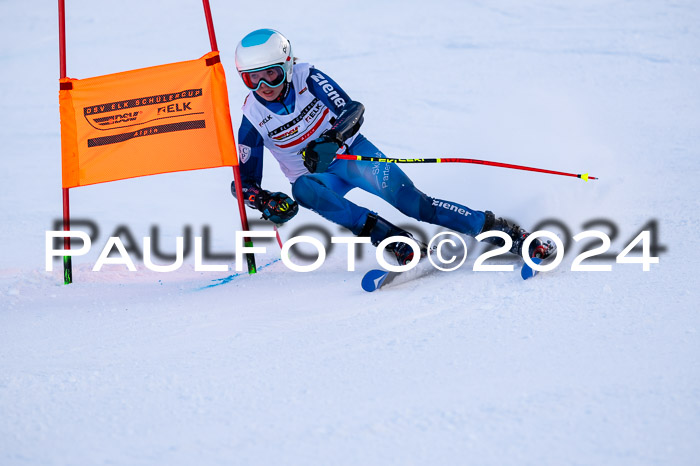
top-left (59, 51), bottom-right (236, 188)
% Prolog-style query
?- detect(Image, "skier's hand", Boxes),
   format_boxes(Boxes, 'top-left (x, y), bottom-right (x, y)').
top-left (232, 182), bottom-right (298, 224)
top-left (256, 191), bottom-right (299, 224)
top-left (235, 183), bottom-right (266, 209)
top-left (302, 131), bottom-right (342, 173)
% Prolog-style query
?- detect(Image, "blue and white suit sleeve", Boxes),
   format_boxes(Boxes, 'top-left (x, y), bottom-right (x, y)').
top-left (237, 115), bottom-right (265, 188)
top-left (306, 67), bottom-right (353, 117)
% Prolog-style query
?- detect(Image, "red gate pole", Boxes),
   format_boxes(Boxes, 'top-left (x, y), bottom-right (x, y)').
top-left (202, 0), bottom-right (219, 52)
top-left (202, 0), bottom-right (257, 273)
top-left (59, 0), bottom-right (72, 284)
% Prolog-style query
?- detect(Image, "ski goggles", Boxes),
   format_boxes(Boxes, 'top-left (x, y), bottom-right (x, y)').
top-left (240, 64), bottom-right (286, 91)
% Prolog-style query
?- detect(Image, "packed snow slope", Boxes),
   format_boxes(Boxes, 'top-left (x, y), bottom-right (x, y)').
top-left (1, 0), bottom-right (699, 464)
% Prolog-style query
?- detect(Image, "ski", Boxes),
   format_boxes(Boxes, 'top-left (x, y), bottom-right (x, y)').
top-left (520, 257), bottom-right (543, 280)
top-left (361, 268), bottom-right (395, 292)
top-left (361, 245), bottom-right (436, 292)
top-left (521, 241), bottom-right (557, 280)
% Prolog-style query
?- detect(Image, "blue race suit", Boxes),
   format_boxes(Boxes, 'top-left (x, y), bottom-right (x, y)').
top-left (237, 64), bottom-right (486, 237)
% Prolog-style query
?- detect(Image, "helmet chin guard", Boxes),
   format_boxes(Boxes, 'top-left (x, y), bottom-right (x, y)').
top-left (235, 29), bottom-right (293, 85)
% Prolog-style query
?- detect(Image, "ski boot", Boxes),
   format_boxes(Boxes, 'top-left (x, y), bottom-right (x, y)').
top-left (480, 210), bottom-right (555, 260)
top-left (359, 213), bottom-right (427, 265)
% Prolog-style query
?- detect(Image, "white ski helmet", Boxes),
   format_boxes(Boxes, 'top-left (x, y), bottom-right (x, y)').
top-left (235, 29), bottom-right (294, 86)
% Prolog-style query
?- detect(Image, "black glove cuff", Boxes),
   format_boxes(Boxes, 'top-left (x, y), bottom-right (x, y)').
top-left (323, 129), bottom-right (344, 147)
top-left (254, 189), bottom-right (272, 210)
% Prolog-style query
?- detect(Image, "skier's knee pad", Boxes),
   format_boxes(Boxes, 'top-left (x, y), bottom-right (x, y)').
top-left (291, 175), bottom-right (325, 209)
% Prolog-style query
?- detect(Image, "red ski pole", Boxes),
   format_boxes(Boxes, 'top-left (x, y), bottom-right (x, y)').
top-left (335, 154), bottom-right (597, 181)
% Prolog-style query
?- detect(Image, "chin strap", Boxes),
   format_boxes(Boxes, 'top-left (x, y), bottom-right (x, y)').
top-left (276, 81), bottom-right (290, 102)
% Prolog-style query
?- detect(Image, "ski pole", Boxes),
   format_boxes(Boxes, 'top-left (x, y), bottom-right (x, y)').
top-left (335, 154), bottom-right (597, 181)
top-left (273, 224), bottom-right (284, 250)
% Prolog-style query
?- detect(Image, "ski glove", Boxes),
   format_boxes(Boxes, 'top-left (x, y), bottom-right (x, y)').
top-left (256, 191), bottom-right (298, 224)
top-left (232, 182), bottom-right (299, 224)
top-left (302, 130), bottom-right (342, 174)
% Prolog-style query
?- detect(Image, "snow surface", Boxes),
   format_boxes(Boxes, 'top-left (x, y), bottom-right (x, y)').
top-left (1, 0), bottom-right (700, 464)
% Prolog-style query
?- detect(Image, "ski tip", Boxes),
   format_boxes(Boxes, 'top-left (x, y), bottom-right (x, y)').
top-left (521, 257), bottom-right (543, 280)
top-left (362, 269), bottom-right (390, 292)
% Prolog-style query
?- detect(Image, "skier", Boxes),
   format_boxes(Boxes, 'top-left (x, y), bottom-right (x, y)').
top-left (232, 28), bottom-right (553, 265)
